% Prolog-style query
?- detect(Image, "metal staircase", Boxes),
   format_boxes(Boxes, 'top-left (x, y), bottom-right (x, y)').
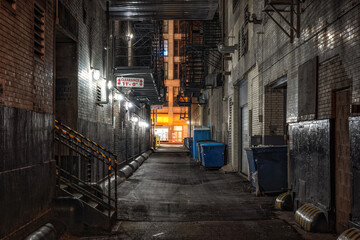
top-left (54, 120), bottom-right (118, 230)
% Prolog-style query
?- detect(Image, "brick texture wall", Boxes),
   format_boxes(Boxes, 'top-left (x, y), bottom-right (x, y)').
top-left (0, 0), bottom-right (55, 238)
top-left (263, 87), bottom-right (285, 136)
top-left (221, 0), bottom-right (360, 230)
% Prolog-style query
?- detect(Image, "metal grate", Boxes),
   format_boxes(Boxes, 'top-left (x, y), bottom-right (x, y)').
top-left (34, 3), bottom-right (45, 60)
top-left (244, 4), bottom-right (249, 25)
top-left (96, 84), bottom-right (102, 103)
top-left (240, 24), bottom-right (248, 57)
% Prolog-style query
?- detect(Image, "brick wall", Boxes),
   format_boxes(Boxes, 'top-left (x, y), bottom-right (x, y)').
top-left (263, 87), bottom-right (285, 136)
top-left (318, 55), bottom-right (352, 119)
top-left (222, 0), bottom-right (360, 230)
top-left (0, 0), bottom-right (55, 238)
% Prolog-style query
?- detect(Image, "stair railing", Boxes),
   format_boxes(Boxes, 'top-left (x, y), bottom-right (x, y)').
top-left (54, 120), bottom-right (118, 227)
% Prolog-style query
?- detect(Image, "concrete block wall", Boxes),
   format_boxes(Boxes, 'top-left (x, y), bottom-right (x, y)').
top-left (0, 0), bottom-right (55, 238)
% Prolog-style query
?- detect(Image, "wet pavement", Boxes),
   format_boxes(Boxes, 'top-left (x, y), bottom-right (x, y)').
top-left (79, 145), bottom-right (336, 240)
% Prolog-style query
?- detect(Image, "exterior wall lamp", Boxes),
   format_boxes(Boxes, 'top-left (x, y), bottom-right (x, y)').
top-left (91, 68), bottom-right (101, 80)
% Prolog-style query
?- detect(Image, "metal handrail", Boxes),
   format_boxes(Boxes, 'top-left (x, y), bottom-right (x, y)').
top-left (54, 120), bottom-right (118, 227)
top-left (55, 120), bottom-right (117, 161)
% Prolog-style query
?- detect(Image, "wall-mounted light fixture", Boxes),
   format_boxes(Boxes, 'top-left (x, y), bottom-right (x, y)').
top-left (91, 68), bottom-right (101, 80)
top-left (107, 81), bottom-right (113, 90)
top-left (131, 116), bottom-right (139, 123)
top-left (127, 33), bottom-right (133, 41)
top-left (127, 102), bottom-right (133, 109)
top-left (114, 93), bottom-right (124, 102)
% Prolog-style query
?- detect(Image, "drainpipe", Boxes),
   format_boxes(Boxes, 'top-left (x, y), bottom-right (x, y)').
top-left (97, 1), bottom-right (111, 105)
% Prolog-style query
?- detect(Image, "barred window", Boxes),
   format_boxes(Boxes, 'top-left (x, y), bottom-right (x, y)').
top-left (34, 2), bottom-right (45, 60)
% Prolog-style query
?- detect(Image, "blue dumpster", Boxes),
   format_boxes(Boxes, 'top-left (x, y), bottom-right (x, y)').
top-left (197, 140), bottom-right (217, 163)
top-left (192, 127), bottom-right (211, 160)
top-left (184, 138), bottom-right (188, 148)
top-left (189, 138), bottom-right (194, 154)
top-left (201, 143), bottom-right (225, 167)
top-left (245, 146), bottom-right (287, 194)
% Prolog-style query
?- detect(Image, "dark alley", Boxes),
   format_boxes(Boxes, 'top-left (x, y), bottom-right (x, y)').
top-left (1, 0), bottom-right (360, 239)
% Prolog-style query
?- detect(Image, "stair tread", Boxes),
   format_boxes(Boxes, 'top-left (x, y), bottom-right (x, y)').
top-left (72, 192), bottom-right (83, 199)
top-left (60, 184), bottom-right (68, 190)
top-left (87, 200), bottom-right (99, 208)
top-left (102, 209), bottom-right (116, 216)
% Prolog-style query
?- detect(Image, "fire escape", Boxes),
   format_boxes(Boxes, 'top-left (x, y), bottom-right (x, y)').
top-left (176, 15), bottom-right (222, 106)
top-left (114, 20), bottom-right (165, 104)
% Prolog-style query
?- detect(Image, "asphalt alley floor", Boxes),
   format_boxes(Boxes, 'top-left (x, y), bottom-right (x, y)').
top-left (78, 145), bottom-right (337, 240)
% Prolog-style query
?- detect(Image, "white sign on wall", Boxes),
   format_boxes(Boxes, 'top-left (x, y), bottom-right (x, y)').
top-left (116, 77), bottom-right (144, 88)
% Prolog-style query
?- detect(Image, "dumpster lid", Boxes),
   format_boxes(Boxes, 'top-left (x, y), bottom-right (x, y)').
top-left (201, 143), bottom-right (225, 147)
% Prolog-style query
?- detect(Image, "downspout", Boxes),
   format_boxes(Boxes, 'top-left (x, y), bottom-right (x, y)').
top-left (97, 1), bottom-right (111, 105)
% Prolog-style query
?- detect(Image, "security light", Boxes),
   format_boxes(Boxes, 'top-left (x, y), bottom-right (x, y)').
top-left (114, 93), bottom-right (124, 101)
top-left (107, 81), bottom-right (113, 90)
top-left (92, 68), bottom-right (100, 80)
top-left (131, 116), bottom-right (139, 122)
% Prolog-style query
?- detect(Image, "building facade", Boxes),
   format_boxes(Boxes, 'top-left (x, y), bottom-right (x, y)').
top-left (152, 20), bottom-right (189, 143)
top-left (196, 0), bottom-right (360, 233)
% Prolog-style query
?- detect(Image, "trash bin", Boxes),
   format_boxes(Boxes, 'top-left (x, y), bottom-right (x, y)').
top-left (184, 138), bottom-right (188, 148)
top-left (192, 127), bottom-right (211, 160)
top-left (189, 138), bottom-right (193, 154)
top-left (201, 143), bottom-right (226, 168)
top-left (197, 140), bottom-right (217, 163)
top-left (245, 146), bottom-right (287, 194)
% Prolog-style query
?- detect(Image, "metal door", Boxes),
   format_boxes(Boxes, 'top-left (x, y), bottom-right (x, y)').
top-left (241, 105), bottom-right (249, 175)
top-left (335, 89), bottom-right (351, 233)
top-left (238, 79), bottom-right (249, 175)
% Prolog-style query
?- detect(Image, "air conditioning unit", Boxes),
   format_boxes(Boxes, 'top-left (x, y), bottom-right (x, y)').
top-left (205, 73), bottom-right (223, 88)
top-left (217, 43), bottom-right (238, 54)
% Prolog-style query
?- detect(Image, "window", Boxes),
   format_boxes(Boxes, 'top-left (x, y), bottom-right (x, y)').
top-left (239, 24), bottom-right (248, 57)
top-left (164, 62), bottom-right (168, 79)
top-left (163, 20), bottom-right (168, 33)
top-left (163, 39), bottom-right (168, 56)
top-left (233, 0), bottom-right (240, 12)
top-left (34, 2), bottom-right (45, 61)
top-left (244, 4), bottom-right (249, 25)
top-left (82, 0), bottom-right (87, 24)
top-left (174, 87), bottom-right (180, 97)
top-left (166, 87), bottom-right (169, 102)
top-left (2, 0), bottom-right (16, 13)
top-left (174, 63), bottom-right (180, 79)
top-left (174, 20), bottom-right (180, 33)
top-left (174, 40), bottom-right (182, 56)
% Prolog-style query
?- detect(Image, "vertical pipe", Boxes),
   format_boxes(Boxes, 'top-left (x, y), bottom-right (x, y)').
top-left (108, 164), bottom-right (111, 229)
top-left (296, 2), bottom-right (301, 38)
top-left (290, 1), bottom-right (294, 43)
